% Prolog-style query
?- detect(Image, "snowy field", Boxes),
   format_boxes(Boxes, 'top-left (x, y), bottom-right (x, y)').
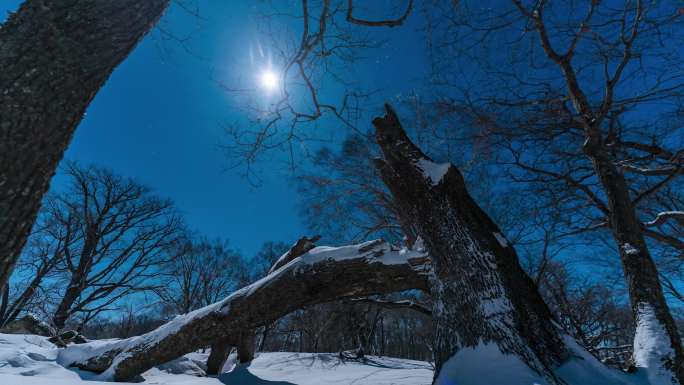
top-left (0, 333), bottom-right (433, 385)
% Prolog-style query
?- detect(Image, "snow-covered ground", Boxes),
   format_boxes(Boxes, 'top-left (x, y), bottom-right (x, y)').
top-left (0, 332), bottom-right (664, 385)
top-left (0, 333), bottom-right (433, 385)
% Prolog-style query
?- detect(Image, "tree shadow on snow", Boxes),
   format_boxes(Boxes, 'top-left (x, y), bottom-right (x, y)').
top-left (218, 364), bottom-right (296, 385)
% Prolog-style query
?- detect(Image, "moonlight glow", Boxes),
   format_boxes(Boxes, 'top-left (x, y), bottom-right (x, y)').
top-left (260, 70), bottom-right (279, 91)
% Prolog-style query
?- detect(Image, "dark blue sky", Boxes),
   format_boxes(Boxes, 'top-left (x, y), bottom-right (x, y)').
top-left (1, 1), bottom-right (428, 256)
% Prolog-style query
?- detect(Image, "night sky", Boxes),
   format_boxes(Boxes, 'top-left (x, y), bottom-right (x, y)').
top-left (0, 1), bottom-right (428, 256)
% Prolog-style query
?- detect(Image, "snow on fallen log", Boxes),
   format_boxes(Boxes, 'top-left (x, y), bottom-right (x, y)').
top-left (58, 239), bottom-right (430, 381)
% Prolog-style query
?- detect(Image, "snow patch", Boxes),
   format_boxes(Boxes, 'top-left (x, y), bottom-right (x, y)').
top-left (632, 303), bottom-right (676, 385)
top-left (435, 342), bottom-right (547, 385)
top-left (299, 240), bottom-right (424, 266)
top-left (415, 158), bottom-right (450, 186)
top-left (622, 243), bottom-right (639, 255)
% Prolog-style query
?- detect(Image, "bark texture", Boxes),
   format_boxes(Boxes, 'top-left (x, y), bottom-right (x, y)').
top-left (236, 330), bottom-right (256, 363)
top-left (205, 337), bottom-right (231, 375)
top-left (0, 0), bottom-right (170, 291)
top-left (61, 240), bottom-right (429, 381)
top-left (372, 104), bottom-right (568, 382)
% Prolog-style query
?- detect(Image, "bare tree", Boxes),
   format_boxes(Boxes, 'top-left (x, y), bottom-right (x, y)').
top-left (0, 0), bottom-right (170, 292)
top-left (417, 1), bottom-right (684, 381)
top-left (0, 223), bottom-right (72, 327)
top-left (45, 163), bottom-right (183, 330)
top-left (296, 134), bottom-right (411, 244)
top-left (156, 238), bottom-right (243, 315)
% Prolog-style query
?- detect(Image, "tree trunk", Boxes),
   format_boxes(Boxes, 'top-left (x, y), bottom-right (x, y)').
top-left (0, 0), bottom-right (170, 291)
top-left (2, 271), bottom-right (43, 326)
top-left (60, 239), bottom-right (429, 381)
top-left (584, 136), bottom-right (684, 384)
top-left (0, 284), bottom-right (8, 325)
top-left (206, 338), bottom-right (231, 376)
top-left (237, 330), bottom-right (256, 364)
top-left (372, 104), bottom-right (569, 383)
top-left (258, 324), bottom-right (271, 351)
top-left (53, 274), bottom-right (86, 330)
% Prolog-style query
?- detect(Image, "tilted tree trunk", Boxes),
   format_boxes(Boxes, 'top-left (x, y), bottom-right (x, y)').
top-left (59, 240), bottom-right (429, 381)
top-left (53, 263), bottom-right (90, 330)
top-left (583, 135), bottom-right (684, 383)
top-left (372, 105), bottom-right (569, 383)
top-left (0, 0), bottom-right (170, 291)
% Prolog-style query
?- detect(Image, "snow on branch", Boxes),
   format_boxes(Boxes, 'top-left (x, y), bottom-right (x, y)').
top-left (619, 163), bottom-right (679, 176)
top-left (643, 211), bottom-right (684, 228)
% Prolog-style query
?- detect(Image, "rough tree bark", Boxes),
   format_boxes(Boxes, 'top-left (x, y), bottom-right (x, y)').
top-left (0, 0), bottom-right (170, 291)
top-left (372, 105), bottom-right (569, 383)
top-left (59, 240), bottom-right (429, 381)
top-left (510, 2), bottom-right (684, 381)
top-left (236, 330), bottom-right (256, 363)
top-left (205, 337), bottom-right (231, 375)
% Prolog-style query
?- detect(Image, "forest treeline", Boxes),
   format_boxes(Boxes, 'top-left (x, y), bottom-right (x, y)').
top-left (0, 150), bottom-right (648, 368)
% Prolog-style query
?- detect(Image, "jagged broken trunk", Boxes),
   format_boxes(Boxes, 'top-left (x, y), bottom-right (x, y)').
top-left (0, 0), bottom-right (170, 291)
top-left (372, 105), bottom-right (568, 383)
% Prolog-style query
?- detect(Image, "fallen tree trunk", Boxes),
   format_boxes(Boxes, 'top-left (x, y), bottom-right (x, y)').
top-left (372, 104), bottom-right (569, 384)
top-left (0, 0), bottom-right (170, 292)
top-left (59, 239), bottom-right (429, 381)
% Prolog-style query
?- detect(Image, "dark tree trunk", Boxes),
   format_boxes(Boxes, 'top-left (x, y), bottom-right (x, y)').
top-left (583, 136), bottom-right (684, 383)
top-left (62, 240), bottom-right (429, 381)
top-left (206, 338), bottom-right (231, 376)
top-left (258, 324), bottom-right (271, 351)
top-left (2, 272), bottom-right (43, 326)
top-left (237, 330), bottom-right (256, 364)
top-left (53, 274), bottom-right (86, 330)
top-left (0, 0), bottom-right (170, 291)
top-left (372, 105), bottom-right (568, 383)
top-left (0, 284), bottom-right (8, 325)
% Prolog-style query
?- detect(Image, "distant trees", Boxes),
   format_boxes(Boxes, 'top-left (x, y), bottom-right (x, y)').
top-left (0, 0), bottom-right (170, 296)
top-left (156, 238), bottom-right (243, 315)
top-left (259, 297), bottom-right (432, 361)
top-left (296, 134), bottom-right (408, 245)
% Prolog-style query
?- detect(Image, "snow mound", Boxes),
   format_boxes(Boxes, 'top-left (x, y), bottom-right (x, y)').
top-left (436, 336), bottom-right (652, 385)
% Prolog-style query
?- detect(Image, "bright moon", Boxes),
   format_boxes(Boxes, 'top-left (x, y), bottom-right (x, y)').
top-left (260, 70), bottom-right (278, 91)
